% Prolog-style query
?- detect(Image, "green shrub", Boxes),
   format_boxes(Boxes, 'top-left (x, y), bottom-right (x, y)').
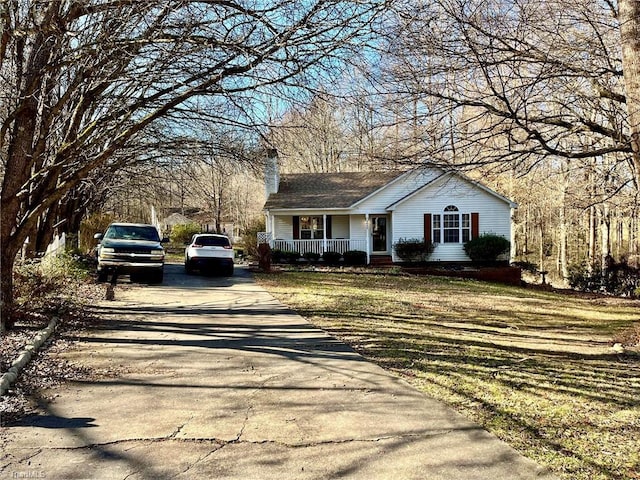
top-left (393, 238), bottom-right (434, 263)
top-left (271, 249), bottom-right (285, 264)
top-left (322, 251), bottom-right (342, 265)
top-left (568, 258), bottom-right (640, 297)
top-left (285, 250), bottom-right (301, 263)
top-left (303, 252), bottom-right (321, 263)
top-left (343, 250), bottom-right (367, 266)
top-left (567, 262), bottom-right (602, 291)
top-left (170, 223), bottom-right (201, 245)
top-left (272, 249), bottom-right (300, 264)
top-left (463, 234), bottom-right (510, 263)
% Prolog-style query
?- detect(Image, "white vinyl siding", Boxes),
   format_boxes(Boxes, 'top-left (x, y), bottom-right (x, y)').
top-left (331, 215), bottom-right (350, 239)
top-left (353, 170), bottom-right (442, 213)
top-left (349, 215), bottom-right (367, 243)
top-left (391, 176), bottom-right (511, 262)
top-left (274, 216), bottom-right (293, 240)
top-left (272, 214), bottom-right (350, 239)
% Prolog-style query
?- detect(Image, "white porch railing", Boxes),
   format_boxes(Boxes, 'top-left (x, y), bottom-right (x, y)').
top-left (271, 238), bottom-right (366, 255)
top-left (257, 232), bottom-right (366, 255)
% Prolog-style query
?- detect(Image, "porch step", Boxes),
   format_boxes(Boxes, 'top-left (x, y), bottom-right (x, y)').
top-left (369, 255), bottom-right (394, 266)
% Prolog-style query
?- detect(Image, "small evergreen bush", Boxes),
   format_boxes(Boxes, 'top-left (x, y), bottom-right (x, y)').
top-left (393, 238), bottom-right (434, 263)
top-left (463, 234), bottom-right (510, 263)
top-left (271, 249), bottom-right (299, 263)
top-left (284, 250), bottom-right (300, 263)
top-left (303, 252), bottom-right (321, 263)
top-left (343, 250), bottom-right (367, 266)
top-left (322, 251), bottom-right (342, 266)
top-left (271, 249), bottom-right (285, 264)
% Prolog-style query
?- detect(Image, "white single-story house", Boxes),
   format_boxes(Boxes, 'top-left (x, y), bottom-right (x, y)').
top-left (261, 159), bottom-right (517, 264)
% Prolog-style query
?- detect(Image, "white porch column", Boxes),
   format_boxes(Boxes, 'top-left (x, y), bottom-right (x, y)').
top-left (270, 214), bottom-right (276, 247)
top-left (365, 213), bottom-right (370, 264)
top-left (510, 206), bottom-right (517, 263)
top-left (323, 214), bottom-right (327, 253)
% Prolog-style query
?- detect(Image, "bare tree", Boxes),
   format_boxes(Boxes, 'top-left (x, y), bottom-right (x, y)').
top-left (0, 0), bottom-right (387, 330)
top-left (375, 1), bottom-right (636, 184)
top-left (269, 93), bottom-right (350, 173)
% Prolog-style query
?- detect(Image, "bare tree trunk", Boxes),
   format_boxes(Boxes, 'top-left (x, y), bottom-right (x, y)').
top-left (558, 161), bottom-right (570, 279)
top-left (588, 205), bottom-right (596, 266)
top-left (559, 205), bottom-right (568, 278)
top-left (538, 223), bottom-right (545, 275)
top-left (620, 0), bottom-right (640, 188)
top-left (600, 204), bottom-right (612, 269)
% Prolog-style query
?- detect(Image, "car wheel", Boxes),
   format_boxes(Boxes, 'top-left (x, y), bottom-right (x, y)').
top-left (224, 265), bottom-right (234, 277)
top-left (185, 259), bottom-right (194, 275)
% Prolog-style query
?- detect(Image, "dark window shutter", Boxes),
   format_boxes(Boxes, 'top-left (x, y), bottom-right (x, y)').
top-left (326, 216), bottom-right (332, 239)
top-left (293, 216), bottom-right (300, 239)
top-left (471, 213), bottom-right (479, 239)
top-left (424, 214), bottom-right (432, 244)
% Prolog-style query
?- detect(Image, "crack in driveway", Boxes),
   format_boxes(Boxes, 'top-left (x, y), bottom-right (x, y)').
top-left (40, 428), bottom-right (456, 453)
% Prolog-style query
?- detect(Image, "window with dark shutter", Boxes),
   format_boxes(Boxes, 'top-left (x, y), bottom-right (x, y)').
top-left (471, 213), bottom-right (479, 239)
top-left (293, 216), bottom-right (300, 240)
top-left (424, 214), bottom-right (432, 244)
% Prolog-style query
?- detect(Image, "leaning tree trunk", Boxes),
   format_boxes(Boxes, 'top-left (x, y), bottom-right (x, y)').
top-left (620, 0), bottom-right (640, 188)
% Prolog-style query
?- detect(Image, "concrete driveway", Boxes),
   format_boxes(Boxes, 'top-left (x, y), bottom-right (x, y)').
top-left (1, 264), bottom-right (556, 479)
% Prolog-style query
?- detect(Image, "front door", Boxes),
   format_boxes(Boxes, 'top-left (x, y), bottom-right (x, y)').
top-left (371, 216), bottom-right (388, 252)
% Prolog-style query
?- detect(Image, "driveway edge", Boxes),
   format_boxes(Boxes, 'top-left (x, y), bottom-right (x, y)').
top-left (0, 317), bottom-right (58, 396)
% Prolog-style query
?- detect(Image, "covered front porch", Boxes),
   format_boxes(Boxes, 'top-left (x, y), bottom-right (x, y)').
top-left (259, 212), bottom-right (391, 262)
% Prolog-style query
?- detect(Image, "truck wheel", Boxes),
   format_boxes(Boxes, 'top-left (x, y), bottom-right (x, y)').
top-left (149, 269), bottom-right (164, 284)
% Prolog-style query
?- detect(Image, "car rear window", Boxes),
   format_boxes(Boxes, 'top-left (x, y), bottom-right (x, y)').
top-left (195, 236), bottom-right (231, 247)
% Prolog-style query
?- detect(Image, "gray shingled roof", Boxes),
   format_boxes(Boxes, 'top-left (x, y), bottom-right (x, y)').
top-left (264, 171), bottom-right (404, 209)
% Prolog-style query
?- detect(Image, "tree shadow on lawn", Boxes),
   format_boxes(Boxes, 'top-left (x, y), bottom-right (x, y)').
top-left (303, 311), bottom-right (640, 479)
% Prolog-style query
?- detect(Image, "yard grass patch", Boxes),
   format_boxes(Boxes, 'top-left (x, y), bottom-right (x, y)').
top-left (256, 271), bottom-right (640, 480)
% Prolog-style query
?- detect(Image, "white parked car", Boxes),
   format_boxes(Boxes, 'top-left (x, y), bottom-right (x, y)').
top-left (185, 234), bottom-right (234, 276)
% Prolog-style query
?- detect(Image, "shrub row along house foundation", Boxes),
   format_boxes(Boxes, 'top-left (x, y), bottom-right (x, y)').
top-left (260, 155), bottom-right (517, 265)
